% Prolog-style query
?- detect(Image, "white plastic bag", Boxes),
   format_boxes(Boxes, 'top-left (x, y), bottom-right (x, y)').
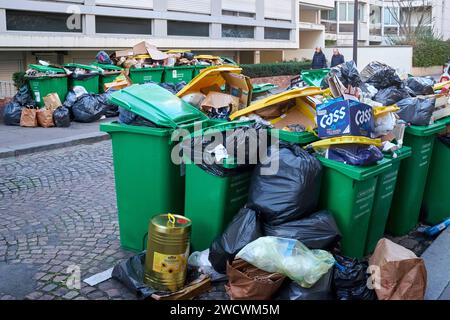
top-left (236, 237), bottom-right (335, 288)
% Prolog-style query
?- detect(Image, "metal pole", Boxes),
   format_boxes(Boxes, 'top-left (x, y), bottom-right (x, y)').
top-left (353, 0), bottom-right (359, 64)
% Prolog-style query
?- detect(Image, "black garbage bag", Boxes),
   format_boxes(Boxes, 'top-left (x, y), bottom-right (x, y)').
top-left (396, 97), bottom-right (435, 126)
top-left (53, 106), bottom-right (71, 127)
top-left (276, 268), bottom-right (334, 300)
top-left (373, 86), bottom-right (411, 106)
top-left (209, 208), bottom-right (262, 274)
top-left (405, 77), bottom-right (435, 96)
top-left (333, 255), bottom-right (376, 300)
top-left (326, 144), bottom-right (384, 166)
top-left (182, 122), bottom-right (267, 177)
top-left (14, 85), bottom-right (34, 105)
top-left (63, 90), bottom-right (79, 109)
top-left (72, 94), bottom-right (107, 123)
top-left (361, 61), bottom-right (402, 89)
top-left (158, 81), bottom-right (187, 94)
top-left (438, 133), bottom-right (450, 147)
top-left (118, 107), bottom-right (157, 127)
top-left (97, 90), bottom-right (119, 118)
top-left (328, 61), bottom-right (362, 88)
top-left (3, 101), bottom-right (23, 126)
top-left (247, 143), bottom-right (322, 226)
top-left (263, 210), bottom-right (341, 250)
top-left (111, 252), bottom-right (155, 299)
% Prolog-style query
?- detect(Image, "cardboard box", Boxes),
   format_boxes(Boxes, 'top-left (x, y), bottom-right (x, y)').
top-left (133, 41), bottom-right (168, 61)
top-left (222, 73), bottom-right (253, 110)
top-left (317, 99), bottom-right (375, 138)
top-left (43, 93), bottom-right (62, 110)
top-left (115, 49), bottom-right (134, 58)
top-left (272, 105), bottom-right (316, 131)
top-left (201, 92), bottom-right (239, 114)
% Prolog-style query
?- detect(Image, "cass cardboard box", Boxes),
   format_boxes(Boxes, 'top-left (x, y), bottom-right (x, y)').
top-left (317, 99), bottom-right (374, 138)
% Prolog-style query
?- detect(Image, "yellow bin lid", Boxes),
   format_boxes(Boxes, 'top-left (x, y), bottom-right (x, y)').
top-left (176, 65), bottom-right (242, 97)
top-left (308, 136), bottom-right (382, 151)
top-left (229, 87), bottom-right (326, 121)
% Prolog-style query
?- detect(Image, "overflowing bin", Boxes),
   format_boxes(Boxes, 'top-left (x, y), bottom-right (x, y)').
top-left (386, 121), bottom-right (446, 236)
top-left (421, 117), bottom-right (450, 225)
top-left (93, 63), bottom-right (124, 92)
top-left (183, 121), bottom-right (258, 251)
top-left (100, 84), bottom-right (209, 252)
top-left (317, 150), bottom-right (392, 259)
top-left (26, 64), bottom-right (68, 107)
top-left (164, 66), bottom-right (195, 84)
top-left (129, 67), bottom-right (165, 84)
top-left (365, 147), bottom-right (412, 255)
top-left (64, 63), bottom-right (101, 94)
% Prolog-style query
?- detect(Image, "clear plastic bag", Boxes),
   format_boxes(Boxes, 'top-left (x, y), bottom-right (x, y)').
top-left (236, 236), bottom-right (335, 288)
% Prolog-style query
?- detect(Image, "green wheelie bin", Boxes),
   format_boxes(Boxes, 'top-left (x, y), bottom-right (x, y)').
top-left (193, 65), bottom-right (209, 77)
top-left (63, 63), bottom-right (101, 94)
top-left (365, 147), bottom-right (412, 255)
top-left (386, 121), bottom-right (446, 236)
top-left (317, 156), bottom-right (392, 259)
top-left (129, 67), bottom-right (164, 84)
top-left (183, 120), bottom-right (258, 251)
top-left (164, 66), bottom-right (195, 84)
top-left (100, 83), bottom-right (209, 252)
top-left (92, 63), bottom-right (124, 92)
top-left (26, 64), bottom-right (68, 107)
top-left (422, 117), bottom-right (450, 225)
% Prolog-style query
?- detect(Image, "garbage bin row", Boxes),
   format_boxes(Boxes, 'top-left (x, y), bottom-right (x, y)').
top-left (99, 62), bottom-right (450, 263)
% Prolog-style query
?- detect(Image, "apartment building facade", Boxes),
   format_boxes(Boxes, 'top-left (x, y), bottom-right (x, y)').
top-left (0, 0), bottom-right (331, 81)
top-left (321, 0), bottom-right (450, 46)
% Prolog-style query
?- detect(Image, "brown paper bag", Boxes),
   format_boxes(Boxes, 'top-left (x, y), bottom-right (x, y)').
top-left (225, 259), bottom-right (285, 300)
top-left (37, 108), bottom-right (55, 128)
top-left (369, 238), bottom-right (427, 300)
top-left (43, 93), bottom-right (62, 111)
top-left (20, 108), bottom-right (38, 127)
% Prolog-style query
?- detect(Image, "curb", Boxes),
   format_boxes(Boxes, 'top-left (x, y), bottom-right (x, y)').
top-left (0, 132), bottom-right (110, 159)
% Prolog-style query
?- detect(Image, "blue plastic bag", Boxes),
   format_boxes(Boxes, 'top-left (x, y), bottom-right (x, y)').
top-left (326, 144), bottom-right (384, 166)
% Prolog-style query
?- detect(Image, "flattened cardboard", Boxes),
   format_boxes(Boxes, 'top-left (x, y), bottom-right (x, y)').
top-left (201, 92), bottom-right (239, 113)
top-left (133, 41), bottom-right (168, 61)
top-left (222, 73), bottom-right (253, 109)
top-left (272, 105), bottom-right (316, 131)
top-left (115, 49), bottom-right (134, 58)
top-left (369, 238), bottom-right (427, 300)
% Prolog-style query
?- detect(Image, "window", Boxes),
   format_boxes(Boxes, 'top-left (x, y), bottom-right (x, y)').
top-left (384, 7), bottom-right (398, 25)
top-left (222, 10), bottom-right (255, 18)
top-left (96, 16), bottom-right (151, 35)
top-left (264, 27), bottom-right (290, 40)
top-left (167, 21), bottom-right (209, 37)
top-left (321, 8), bottom-right (337, 21)
top-left (222, 24), bottom-right (254, 38)
top-left (6, 10), bottom-right (82, 32)
top-left (338, 2), bottom-right (365, 22)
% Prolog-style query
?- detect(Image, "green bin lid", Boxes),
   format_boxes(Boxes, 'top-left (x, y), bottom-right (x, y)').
top-left (406, 121), bottom-right (446, 136)
top-left (63, 63), bottom-right (102, 72)
top-left (317, 156), bottom-right (392, 181)
top-left (252, 83), bottom-right (278, 94)
top-left (91, 63), bottom-right (123, 71)
top-left (436, 116), bottom-right (450, 126)
top-left (384, 146), bottom-right (412, 161)
top-left (109, 83), bottom-right (208, 129)
top-left (28, 64), bottom-right (65, 74)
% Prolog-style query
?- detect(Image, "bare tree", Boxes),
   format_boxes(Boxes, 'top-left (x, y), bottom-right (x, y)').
top-left (385, 0), bottom-right (434, 43)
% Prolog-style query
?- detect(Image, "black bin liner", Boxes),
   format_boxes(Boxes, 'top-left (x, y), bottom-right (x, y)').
top-left (262, 210), bottom-right (341, 250)
top-left (3, 85), bottom-right (35, 126)
top-left (373, 86), bottom-right (411, 106)
top-left (247, 143), bottom-right (322, 226)
top-left (396, 97), bottom-right (436, 126)
top-left (209, 207), bottom-right (262, 274)
top-left (276, 268), bottom-right (334, 300)
top-left (53, 106), bottom-right (71, 127)
top-left (361, 61), bottom-right (402, 89)
top-left (405, 77), bottom-right (435, 96)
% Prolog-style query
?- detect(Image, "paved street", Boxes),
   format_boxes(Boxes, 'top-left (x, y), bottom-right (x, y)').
top-left (0, 141), bottom-right (135, 300)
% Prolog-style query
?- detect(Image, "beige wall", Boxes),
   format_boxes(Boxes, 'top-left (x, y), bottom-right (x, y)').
top-left (284, 46), bottom-right (413, 75)
top-left (260, 51), bottom-right (284, 63)
top-left (299, 30), bottom-right (325, 49)
top-left (300, 10), bottom-right (318, 24)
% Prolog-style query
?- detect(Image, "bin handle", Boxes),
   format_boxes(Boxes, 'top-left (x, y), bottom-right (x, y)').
top-left (167, 213), bottom-right (176, 228)
top-left (414, 123), bottom-right (446, 136)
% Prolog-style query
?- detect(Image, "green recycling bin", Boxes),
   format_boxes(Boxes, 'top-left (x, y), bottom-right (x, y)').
top-left (163, 66), bottom-right (195, 84)
top-left (64, 63), bottom-right (101, 94)
top-left (301, 69), bottom-right (330, 87)
top-left (318, 156), bottom-right (392, 258)
top-left (365, 147), bottom-right (412, 255)
top-left (183, 121), bottom-right (256, 251)
top-left (92, 63), bottom-right (123, 93)
top-left (193, 65), bottom-right (209, 77)
top-left (386, 121), bottom-right (446, 236)
top-left (422, 117), bottom-right (450, 225)
top-left (26, 64), bottom-right (68, 107)
top-left (129, 67), bottom-right (164, 84)
top-left (100, 83), bottom-right (208, 252)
